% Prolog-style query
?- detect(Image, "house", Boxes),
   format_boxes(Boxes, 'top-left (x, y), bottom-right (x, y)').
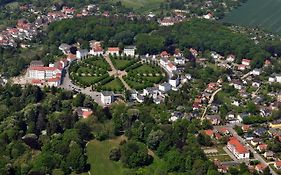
top-left (159, 82), bottom-right (171, 92)
top-left (242, 59), bottom-right (251, 66)
top-left (257, 144), bottom-right (267, 152)
top-left (101, 91), bottom-right (114, 105)
top-left (273, 161), bottom-right (281, 170)
top-left (206, 115), bottom-right (222, 125)
top-left (252, 69), bottom-right (261, 76)
top-left (107, 47), bottom-right (120, 55)
top-left (218, 127), bottom-right (229, 135)
top-left (241, 125), bottom-right (250, 132)
top-left (264, 151), bottom-right (274, 159)
top-left (276, 74), bottom-right (281, 83)
top-left (232, 79), bottom-right (243, 90)
top-left (269, 76), bottom-right (276, 82)
top-left (253, 127), bottom-right (267, 137)
top-left (76, 107), bottom-right (93, 118)
top-left (227, 137), bottom-right (250, 159)
top-left (59, 43), bottom-right (71, 54)
top-left (169, 76), bottom-right (180, 87)
top-left (226, 55), bottom-right (235, 62)
top-left (204, 129), bottom-right (214, 137)
top-left (89, 40), bottom-right (104, 55)
top-left (238, 64), bottom-right (246, 71)
top-left (136, 94), bottom-right (144, 103)
top-left (244, 133), bottom-right (254, 141)
top-left (214, 133), bottom-right (222, 140)
top-left (203, 12), bottom-right (213, 19)
top-left (174, 57), bottom-right (185, 65)
top-left (250, 138), bottom-right (262, 146)
top-left (160, 51), bottom-right (170, 58)
top-left (159, 17), bottom-right (175, 26)
top-left (123, 46), bottom-right (136, 56)
top-left (160, 58), bottom-right (169, 66)
top-left (166, 62), bottom-right (177, 73)
top-left (255, 163), bottom-right (267, 173)
top-left (76, 49), bottom-right (88, 59)
top-left (269, 120), bottom-right (281, 129)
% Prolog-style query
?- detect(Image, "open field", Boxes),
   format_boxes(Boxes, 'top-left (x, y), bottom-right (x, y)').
top-left (110, 0), bottom-right (164, 12)
top-left (86, 136), bottom-right (167, 175)
top-left (222, 0), bottom-right (281, 35)
top-left (101, 78), bottom-right (125, 92)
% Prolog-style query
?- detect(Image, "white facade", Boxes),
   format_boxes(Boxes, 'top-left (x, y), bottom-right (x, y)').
top-left (159, 83), bottom-right (171, 92)
top-left (101, 92), bottom-right (114, 105)
top-left (227, 139), bottom-right (250, 159)
top-left (269, 77), bottom-right (276, 82)
top-left (76, 49), bottom-right (89, 59)
top-left (124, 47), bottom-right (135, 57)
top-left (174, 57), bottom-right (185, 65)
top-left (28, 70), bottom-right (45, 79)
top-left (169, 77), bottom-right (180, 87)
top-left (276, 75), bottom-right (281, 83)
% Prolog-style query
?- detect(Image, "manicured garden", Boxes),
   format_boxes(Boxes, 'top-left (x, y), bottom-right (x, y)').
top-left (70, 55), bottom-right (166, 92)
top-left (109, 55), bottom-right (138, 70)
top-left (124, 64), bottom-right (166, 90)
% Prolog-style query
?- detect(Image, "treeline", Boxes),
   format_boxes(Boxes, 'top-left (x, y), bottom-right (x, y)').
top-left (47, 15), bottom-right (158, 48)
top-left (135, 19), bottom-right (271, 68)
top-left (0, 84), bottom-right (103, 174)
top-left (0, 0), bottom-right (15, 6)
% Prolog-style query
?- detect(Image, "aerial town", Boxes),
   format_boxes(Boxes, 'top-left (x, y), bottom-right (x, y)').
top-left (0, 0), bottom-right (280, 175)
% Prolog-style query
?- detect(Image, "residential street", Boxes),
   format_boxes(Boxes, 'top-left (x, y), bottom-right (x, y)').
top-left (215, 125), bottom-right (278, 175)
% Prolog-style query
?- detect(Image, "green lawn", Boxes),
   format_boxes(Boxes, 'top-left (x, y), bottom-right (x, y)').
top-left (111, 59), bottom-right (135, 70)
top-left (222, 0), bottom-right (281, 35)
top-left (86, 136), bottom-right (168, 175)
top-left (110, 0), bottom-right (164, 12)
top-left (101, 78), bottom-right (124, 91)
top-left (87, 137), bottom-right (129, 175)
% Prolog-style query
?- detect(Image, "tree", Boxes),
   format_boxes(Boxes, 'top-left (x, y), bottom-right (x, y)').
top-left (121, 141), bottom-right (153, 168)
top-left (66, 142), bottom-right (87, 173)
top-left (147, 130), bottom-right (164, 150)
top-left (109, 148), bottom-right (121, 161)
top-left (164, 149), bottom-right (185, 172)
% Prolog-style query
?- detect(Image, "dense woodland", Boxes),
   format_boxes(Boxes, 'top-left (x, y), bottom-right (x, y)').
top-left (0, 84), bottom-right (99, 174)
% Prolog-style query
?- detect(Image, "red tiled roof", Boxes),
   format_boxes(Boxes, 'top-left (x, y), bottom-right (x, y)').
top-left (242, 125), bottom-right (250, 131)
top-left (108, 47), bottom-right (119, 52)
top-left (242, 59), bottom-right (251, 63)
top-left (228, 137), bottom-right (248, 154)
top-left (204, 129), bottom-right (214, 136)
top-left (274, 161), bottom-right (281, 167)
top-left (255, 163), bottom-right (267, 171)
top-left (215, 133), bottom-right (222, 139)
top-left (29, 66), bottom-right (58, 71)
top-left (31, 79), bottom-right (43, 84)
top-left (82, 111), bottom-right (93, 118)
top-left (219, 127), bottom-right (229, 134)
top-left (47, 77), bottom-right (61, 82)
top-left (167, 62), bottom-right (175, 68)
top-left (258, 144), bottom-right (267, 150)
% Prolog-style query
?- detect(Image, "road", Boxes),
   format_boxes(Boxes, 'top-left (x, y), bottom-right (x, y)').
top-left (215, 125), bottom-right (278, 175)
top-left (59, 65), bottom-right (103, 106)
top-left (201, 88), bottom-right (222, 120)
top-left (104, 55), bottom-right (131, 90)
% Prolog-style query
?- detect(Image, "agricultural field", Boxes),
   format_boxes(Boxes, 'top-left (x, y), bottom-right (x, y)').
top-left (222, 0), bottom-right (281, 35)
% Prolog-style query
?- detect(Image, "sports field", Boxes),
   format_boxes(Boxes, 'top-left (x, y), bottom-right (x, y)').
top-left (222, 0), bottom-right (281, 35)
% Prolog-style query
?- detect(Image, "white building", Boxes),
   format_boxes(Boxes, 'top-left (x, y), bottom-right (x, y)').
top-left (169, 77), bottom-right (180, 87)
top-left (227, 137), bottom-right (250, 159)
top-left (123, 46), bottom-right (136, 57)
top-left (76, 49), bottom-right (89, 59)
top-left (107, 47), bottom-right (120, 55)
top-left (252, 69), bottom-right (261, 76)
top-left (101, 91), bottom-right (114, 105)
top-left (276, 75), bottom-right (281, 83)
top-left (268, 77), bottom-right (276, 83)
top-left (166, 62), bottom-right (177, 73)
top-left (159, 82), bottom-right (171, 92)
top-left (174, 57), bottom-right (185, 65)
top-left (242, 59), bottom-right (251, 66)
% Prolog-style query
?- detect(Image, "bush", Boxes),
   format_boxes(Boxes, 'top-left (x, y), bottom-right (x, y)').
top-left (109, 148), bottom-right (121, 161)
